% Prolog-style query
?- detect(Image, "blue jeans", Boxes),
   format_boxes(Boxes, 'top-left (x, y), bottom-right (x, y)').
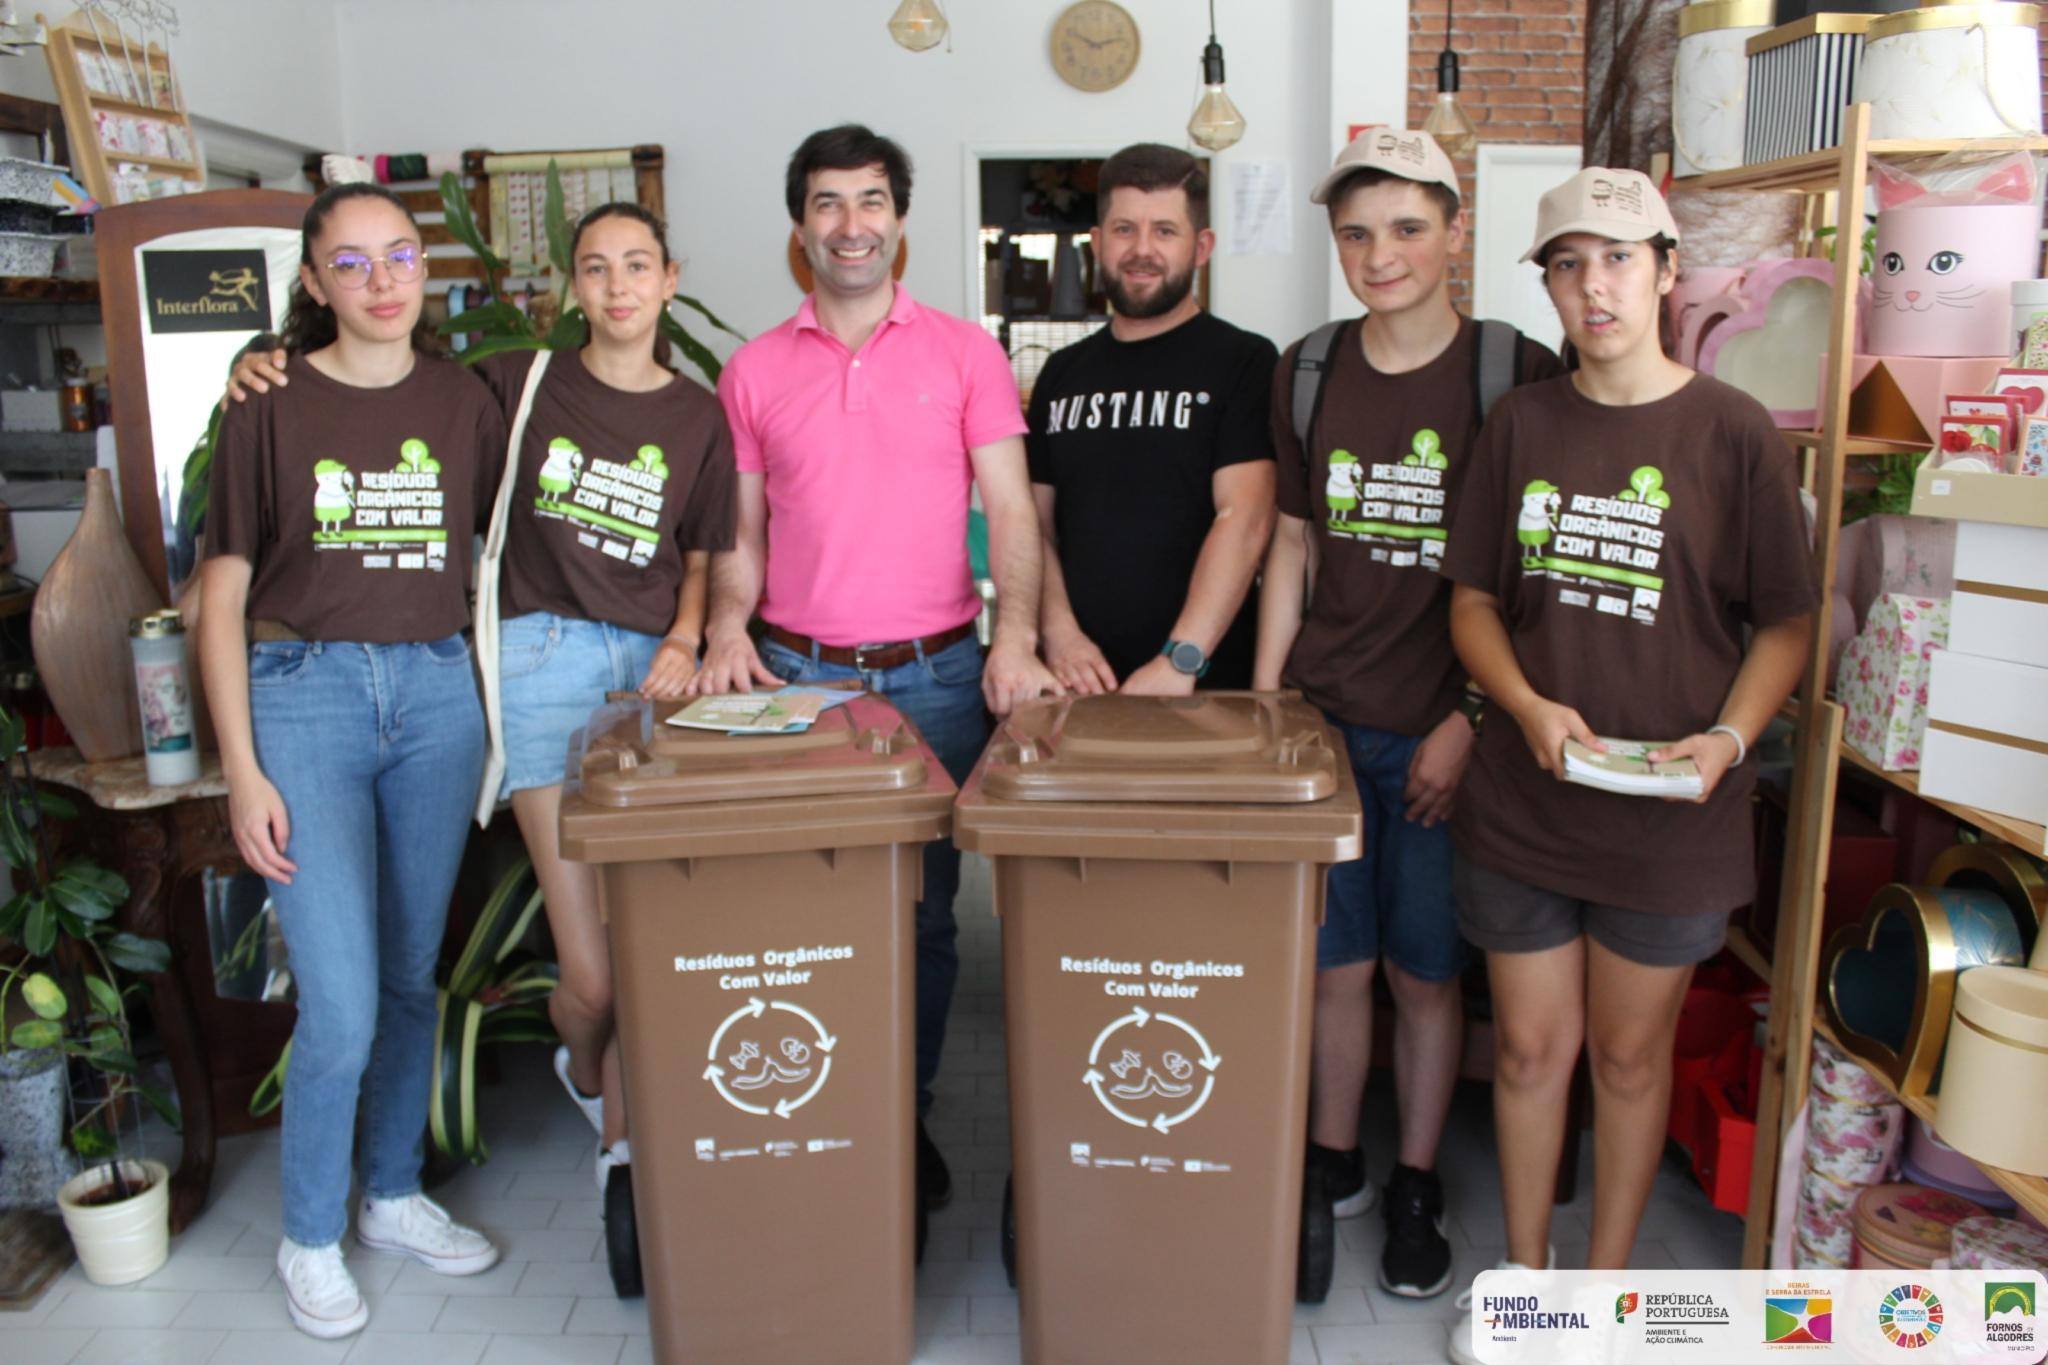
top-left (761, 631), bottom-right (989, 1115)
top-left (249, 635), bottom-right (484, 1246)
top-left (1317, 719), bottom-right (1463, 982)
top-left (498, 612), bottom-right (661, 796)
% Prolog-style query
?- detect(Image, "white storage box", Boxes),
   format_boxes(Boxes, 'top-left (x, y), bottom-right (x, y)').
top-left (1919, 648), bottom-right (2048, 836)
top-left (1855, 3), bottom-right (2042, 142)
top-left (1745, 13), bottom-right (1874, 162)
top-left (1950, 520), bottom-right (2048, 669)
top-left (1676, 0), bottom-right (1776, 175)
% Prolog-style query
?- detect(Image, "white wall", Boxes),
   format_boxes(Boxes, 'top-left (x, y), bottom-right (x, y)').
top-left (0, 0), bottom-right (342, 154)
top-left (333, 1), bottom-right (1407, 355)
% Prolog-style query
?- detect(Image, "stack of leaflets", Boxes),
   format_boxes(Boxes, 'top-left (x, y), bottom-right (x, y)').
top-left (665, 687), bottom-right (858, 735)
top-left (1561, 737), bottom-right (1704, 799)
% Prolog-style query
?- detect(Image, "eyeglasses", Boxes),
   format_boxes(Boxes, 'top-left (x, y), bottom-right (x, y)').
top-left (324, 244), bottom-right (425, 288)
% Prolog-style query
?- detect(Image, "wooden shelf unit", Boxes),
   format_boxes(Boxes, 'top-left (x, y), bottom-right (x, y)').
top-left (1672, 107), bottom-right (2048, 1270)
top-left (40, 13), bottom-right (204, 207)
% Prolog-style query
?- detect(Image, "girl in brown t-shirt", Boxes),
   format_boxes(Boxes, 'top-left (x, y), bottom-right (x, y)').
top-left (199, 183), bottom-right (506, 1340)
top-left (227, 204), bottom-right (738, 1198)
top-left (1439, 168), bottom-right (1814, 1349)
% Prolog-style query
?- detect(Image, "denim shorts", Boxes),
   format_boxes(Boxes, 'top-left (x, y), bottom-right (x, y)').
top-left (499, 611), bottom-right (661, 797)
top-left (1317, 719), bottom-right (1463, 981)
top-left (1453, 855), bottom-right (1732, 969)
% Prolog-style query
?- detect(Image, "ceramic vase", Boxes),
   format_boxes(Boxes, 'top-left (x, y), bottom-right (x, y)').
top-left (31, 469), bottom-right (164, 761)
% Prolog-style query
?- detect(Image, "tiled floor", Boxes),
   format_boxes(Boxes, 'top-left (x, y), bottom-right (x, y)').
top-left (2, 853), bottom-right (1743, 1364)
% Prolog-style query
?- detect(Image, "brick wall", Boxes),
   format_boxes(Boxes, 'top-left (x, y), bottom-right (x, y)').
top-left (1405, 0), bottom-right (1587, 311)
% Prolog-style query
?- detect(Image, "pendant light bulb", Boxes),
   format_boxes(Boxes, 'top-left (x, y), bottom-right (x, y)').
top-left (1422, 4), bottom-right (1478, 159)
top-left (1187, 10), bottom-right (1246, 153)
top-left (888, 0), bottom-right (947, 52)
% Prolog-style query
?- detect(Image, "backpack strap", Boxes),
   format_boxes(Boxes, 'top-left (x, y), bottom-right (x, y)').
top-left (1291, 318), bottom-right (1349, 512)
top-left (1471, 317), bottom-right (1524, 421)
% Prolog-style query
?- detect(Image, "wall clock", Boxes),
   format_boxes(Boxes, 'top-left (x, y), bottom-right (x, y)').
top-left (1051, 1), bottom-right (1140, 93)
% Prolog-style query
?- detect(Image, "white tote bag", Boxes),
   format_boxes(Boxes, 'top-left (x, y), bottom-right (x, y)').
top-left (473, 349), bottom-right (552, 826)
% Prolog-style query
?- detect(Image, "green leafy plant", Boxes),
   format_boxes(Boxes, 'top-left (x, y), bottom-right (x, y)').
top-left (435, 160), bottom-right (744, 384)
top-left (1844, 451), bottom-right (1929, 522)
top-left (0, 707), bottom-right (176, 1189)
top-left (1814, 220), bottom-right (1879, 276)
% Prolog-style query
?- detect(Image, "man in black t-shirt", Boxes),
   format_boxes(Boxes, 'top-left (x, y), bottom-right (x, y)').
top-left (1027, 143), bottom-right (1277, 693)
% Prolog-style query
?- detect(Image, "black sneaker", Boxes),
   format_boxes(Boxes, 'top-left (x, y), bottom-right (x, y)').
top-left (916, 1118), bottom-right (952, 1210)
top-left (1307, 1142), bottom-right (1376, 1219)
top-left (1378, 1163), bottom-right (1453, 1298)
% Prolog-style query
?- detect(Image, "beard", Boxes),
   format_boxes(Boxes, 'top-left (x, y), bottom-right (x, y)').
top-left (1103, 259), bottom-right (1195, 320)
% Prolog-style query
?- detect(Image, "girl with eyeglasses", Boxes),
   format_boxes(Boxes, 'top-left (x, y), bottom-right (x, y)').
top-left (200, 182), bottom-right (506, 1339)
top-left (226, 202), bottom-right (737, 1201)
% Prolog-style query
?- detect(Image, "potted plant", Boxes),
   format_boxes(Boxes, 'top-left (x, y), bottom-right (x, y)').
top-left (0, 706), bottom-right (178, 1284)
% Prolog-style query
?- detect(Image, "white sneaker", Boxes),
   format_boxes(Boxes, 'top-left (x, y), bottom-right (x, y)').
top-left (555, 1045), bottom-right (604, 1136)
top-left (1447, 1246), bottom-right (1555, 1365)
top-left (355, 1192), bottom-right (500, 1276)
top-left (276, 1238), bottom-right (368, 1339)
top-left (597, 1139), bottom-right (631, 1195)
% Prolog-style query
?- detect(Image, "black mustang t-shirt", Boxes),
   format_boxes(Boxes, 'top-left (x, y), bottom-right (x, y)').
top-left (1026, 311), bottom-right (1278, 688)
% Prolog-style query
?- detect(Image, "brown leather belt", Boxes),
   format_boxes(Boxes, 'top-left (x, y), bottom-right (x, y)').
top-left (249, 619), bottom-right (301, 642)
top-left (765, 621), bottom-right (975, 672)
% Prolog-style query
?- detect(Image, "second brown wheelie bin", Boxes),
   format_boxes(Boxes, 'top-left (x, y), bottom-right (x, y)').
top-left (953, 692), bottom-right (1362, 1365)
top-left (558, 693), bottom-right (954, 1365)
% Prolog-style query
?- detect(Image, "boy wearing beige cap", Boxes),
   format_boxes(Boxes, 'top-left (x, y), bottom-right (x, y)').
top-left (1255, 128), bottom-right (1563, 1303)
top-left (1439, 166), bottom-right (1813, 1362)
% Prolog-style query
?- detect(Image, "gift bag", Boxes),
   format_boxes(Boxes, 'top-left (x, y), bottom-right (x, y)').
top-left (1837, 593), bottom-right (1951, 771)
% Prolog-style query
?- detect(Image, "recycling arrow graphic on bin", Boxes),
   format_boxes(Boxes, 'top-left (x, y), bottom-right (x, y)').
top-left (704, 996), bottom-right (836, 1118)
top-left (1082, 1005), bottom-right (1219, 1132)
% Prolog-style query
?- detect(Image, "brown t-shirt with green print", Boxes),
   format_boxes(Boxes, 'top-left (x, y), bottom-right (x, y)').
top-left (1440, 372), bottom-right (1818, 916)
top-left (479, 351), bottom-right (737, 639)
top-left (1271, 317), bottom-right (1564, 736)
top-left (206, 352), bottom-right (505, 643)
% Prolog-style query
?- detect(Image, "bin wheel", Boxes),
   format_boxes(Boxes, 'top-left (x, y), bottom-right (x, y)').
top-left (604, 1163), bottom-right (644, 1299)
top-left (1000, 1174), bottom-right (1016, 1290)
top-left (1297, 1158), bottom-right (1334, 1305)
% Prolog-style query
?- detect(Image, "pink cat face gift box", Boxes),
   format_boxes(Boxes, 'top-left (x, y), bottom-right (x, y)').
top-left (1868, 155), bottom-right (2041, 359)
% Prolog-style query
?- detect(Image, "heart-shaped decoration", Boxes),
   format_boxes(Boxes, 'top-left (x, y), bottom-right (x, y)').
top-left (1822, 883), bottom-right (2025, 1103)
top-left (1696, 259), bottom-right (1869, 427)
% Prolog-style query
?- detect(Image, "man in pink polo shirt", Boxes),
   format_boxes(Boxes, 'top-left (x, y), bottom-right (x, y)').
top-left (693, 124), bottom-right (1058, 1210)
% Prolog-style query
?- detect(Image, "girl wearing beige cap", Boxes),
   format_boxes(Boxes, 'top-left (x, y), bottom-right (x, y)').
top-left (1438, 167), bottom-right (1815, 1361)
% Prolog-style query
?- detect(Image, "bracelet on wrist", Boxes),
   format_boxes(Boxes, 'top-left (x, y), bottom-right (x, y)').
top-left (1707, 723), bottom-right (1747, 767)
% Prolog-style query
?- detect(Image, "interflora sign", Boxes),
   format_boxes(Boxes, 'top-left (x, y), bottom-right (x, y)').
top-left (141, 249), bottom-right (271, 334)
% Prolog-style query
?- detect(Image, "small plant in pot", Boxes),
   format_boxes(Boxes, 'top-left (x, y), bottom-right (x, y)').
top-left (0, 706), bottom-right (178, 1284)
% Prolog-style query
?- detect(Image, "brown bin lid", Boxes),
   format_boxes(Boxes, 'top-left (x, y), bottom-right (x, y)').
top-left (954, 693), bottom-right (1361, 864)
top-left (558, 693), bottom-right (955, 864)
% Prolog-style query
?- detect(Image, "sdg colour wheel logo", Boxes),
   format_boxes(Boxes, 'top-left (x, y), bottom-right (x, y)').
top-left (1877, 1284), bottom-right (1943, 1349)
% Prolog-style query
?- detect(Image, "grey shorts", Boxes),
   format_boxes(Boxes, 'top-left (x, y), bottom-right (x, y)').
top-left (1452, 855), bottom-right (1731, 969)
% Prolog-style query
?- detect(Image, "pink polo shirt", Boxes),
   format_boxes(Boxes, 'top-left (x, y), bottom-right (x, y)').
top-left (718, 286), bottom-right (1026, 646)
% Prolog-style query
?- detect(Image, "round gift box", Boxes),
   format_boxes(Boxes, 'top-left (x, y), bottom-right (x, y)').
top-left (1812, 1029), bottom-right (1894, 1105)
top-left (1857, 2), bottom-right (2043, 141)
top-left (1950, 1214), bottom-right (2048, 1270)
top-left (1852, 1183), bottom-right (1990, 1270)
top-left (1673, 0), bottom-right (1775, 175)
top-left (1799, 1166), bottom-right (1861, 1261)
top-left (1902, 1116), bottom-right (2016, 1211)
top-left (1935, 966), bottom-right (2048, 1177)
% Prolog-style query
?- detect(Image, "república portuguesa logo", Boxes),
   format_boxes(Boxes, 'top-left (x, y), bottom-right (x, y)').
top-left (1876, 1284), bottom-right (1942, 1349)
top-left (1616, 1292), bottom-right (1640, 1323)
top-left (1986, 1281), bottom-right (2038, 1350)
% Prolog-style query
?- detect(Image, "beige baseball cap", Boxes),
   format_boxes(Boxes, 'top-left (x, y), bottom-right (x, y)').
top-left (1308, 128), bottom-right (1461, 206)
top-left (1521, 166), bottom-right (1680, 262)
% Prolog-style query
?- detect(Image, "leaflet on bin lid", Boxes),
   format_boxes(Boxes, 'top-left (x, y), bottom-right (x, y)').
top-left (978, 693), bottom-right (1340, 804)
top-left (574, 694), bottom-right (930, 807)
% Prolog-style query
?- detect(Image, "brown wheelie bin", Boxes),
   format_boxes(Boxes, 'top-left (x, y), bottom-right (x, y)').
top-left (953, 692), bottom-right (1362, 1365)
top-left (558, 693), bottom-right (954, 1365)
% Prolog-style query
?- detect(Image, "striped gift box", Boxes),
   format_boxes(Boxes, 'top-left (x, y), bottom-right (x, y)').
top-left (1744, 13), bottom-right (1876, 162)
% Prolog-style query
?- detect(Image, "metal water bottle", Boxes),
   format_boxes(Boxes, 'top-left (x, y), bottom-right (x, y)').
top-left (128, 609), bottom-right (201, 785)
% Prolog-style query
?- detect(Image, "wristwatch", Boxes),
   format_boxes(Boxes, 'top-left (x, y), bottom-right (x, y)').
top-left (1162, 640), bottom-right (1210, 678)
top-left (1455, 687), bottom-right (1487, 730)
